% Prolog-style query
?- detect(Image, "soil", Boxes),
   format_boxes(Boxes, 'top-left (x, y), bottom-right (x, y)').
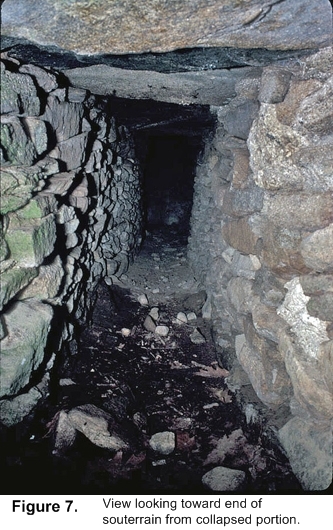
top-left (1, 228), bottom-right (302, 494)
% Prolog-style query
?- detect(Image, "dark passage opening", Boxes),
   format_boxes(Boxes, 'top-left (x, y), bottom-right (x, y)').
top-left (139, 133), bottom-right (201, 235)
top-left (98, 96), bottom-right (215, 241)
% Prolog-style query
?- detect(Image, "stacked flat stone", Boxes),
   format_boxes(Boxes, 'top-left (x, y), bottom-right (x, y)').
top-left (0, 58), bottom-right (143, 426)
top-left (188, 47), bottom-right (333, 491)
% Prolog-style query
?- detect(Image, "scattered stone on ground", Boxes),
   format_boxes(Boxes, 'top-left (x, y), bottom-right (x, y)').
top-left (59, 378), bottom-right (76, 386)
top-left (53, 404), bottom-right (131, 454)
top-left (149, 431), bottom-right (176, 455)
top-left (137, 294), bottom-right (149, 306)
top-left (53, 410), bottom-right (77, 456)
top-left (1, 228), bottom-right (302, 493)
top-left (149, 307), bottom-right (159, 321)
top-left (67, 404), bottom-right (130, 451)
top-left (143, 315), bottom-right (157, 333)
top-left (176, 312), bottom-right (188, 324)
top-left (155, 325), bottom-right (169, 337)
top-left (190, 328), bottom-right (206, 344)
top-left (202, 466), bottom-right (247, 492)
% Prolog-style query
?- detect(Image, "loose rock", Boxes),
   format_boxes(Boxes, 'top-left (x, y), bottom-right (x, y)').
top-left (138, 294), bottom-right (149, 306)
top-left (190, 328), bottom-right (206, 344)
top-left (155, 325), bottom-right (169, 337)
top-left (149, 431), bottom-right (176, 455)
top-left (176, 312), bottom-right (188, 324)
top-left (68, 404), bottom-right (130, 451)
top-left (202, 466), bottom-right (247, 491)
top-left (144, 315), bottom-right (156, 333)
top-left (149, 307), bottom-right (159, 321)
top-left (53, 410), bottom-right (77, 455)
top-left (59, 378), bottom-right (76, 386)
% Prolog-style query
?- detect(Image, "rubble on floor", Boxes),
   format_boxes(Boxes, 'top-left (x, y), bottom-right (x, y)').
top-left (0, 230), bottom-right (301, 493)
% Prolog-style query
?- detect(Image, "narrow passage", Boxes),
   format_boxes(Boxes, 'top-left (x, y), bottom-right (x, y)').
top-left (49, 228), bottom-right (301, 493)
top-left (1, 229), bottom-right (301, 493)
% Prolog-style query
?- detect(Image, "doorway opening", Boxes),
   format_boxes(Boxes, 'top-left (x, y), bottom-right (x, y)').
top-left (100, 96), bottom-right (215, 246)
top-left (139, 133), bottom-right (200, 237)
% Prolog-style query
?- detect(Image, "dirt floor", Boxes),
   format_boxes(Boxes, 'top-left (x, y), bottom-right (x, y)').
top-left (1, 228), bottom-right (302, 494)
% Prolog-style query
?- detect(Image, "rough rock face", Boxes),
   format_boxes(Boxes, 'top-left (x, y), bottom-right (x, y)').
top-left (1, 0), bottom-right (331, 54)
top-left (188, 47), bottom-right (333, 490)
top-left (63, 65), bottom-right (255, 106)
top-left (0, 57), bottom-right (143, 423)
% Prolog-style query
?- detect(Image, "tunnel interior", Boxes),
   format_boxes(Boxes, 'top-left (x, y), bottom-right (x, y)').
top-left (1, 25), bottom-right (332, 492)
top-left (0, 78), bottom-right (304, 495)
top-left (99, 96), bottom-right (216, 240)
top-left (138, 133), bottom-right (199, 235)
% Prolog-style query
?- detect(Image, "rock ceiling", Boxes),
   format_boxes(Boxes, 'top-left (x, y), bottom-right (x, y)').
top-left (1, 0), bottom-right (332, 131)
top-left (1, 0), bottom-right (332, 55)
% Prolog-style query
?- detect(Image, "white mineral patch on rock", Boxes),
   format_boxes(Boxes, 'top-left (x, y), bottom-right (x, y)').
top-left (277, 277), bottom-right (329, 359)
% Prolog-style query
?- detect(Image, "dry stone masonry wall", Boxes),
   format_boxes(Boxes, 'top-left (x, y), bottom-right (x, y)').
top-left (0, 30), bottom-right (332, 491)
top-left (188, 47), bottom-right (333, 491)
top-left (0, 57), bottom-right (143, 426)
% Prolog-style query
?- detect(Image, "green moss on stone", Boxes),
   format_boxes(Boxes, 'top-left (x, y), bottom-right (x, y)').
top-left (0, 193), bottom-right (32, 215)
top-left (0, 167), bottom-right (51, 215)
top-left (0, 266), bottom-right (38, 310)
top-left (0, 236), bottom-right (8, 262)
top-left (0, 300), bottom-right (53, 398)
top-left (18, 200), bottom-right (44, 220)
top-left (0, 69), bottom-right (40, 116)
top-left (6, 214), bottom-right (56, 266)
top-left (5, 229), bottom-right (35, 263)
top-left (0, 121), bottom-right (37, 166)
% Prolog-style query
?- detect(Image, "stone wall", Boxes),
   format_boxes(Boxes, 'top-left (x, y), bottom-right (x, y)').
top-left (1, 44), bottom-right (332, 491)
top-left (0, 57), bottom-right (143, 426)
top-left (188, 47), bottom-right (333, 490)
